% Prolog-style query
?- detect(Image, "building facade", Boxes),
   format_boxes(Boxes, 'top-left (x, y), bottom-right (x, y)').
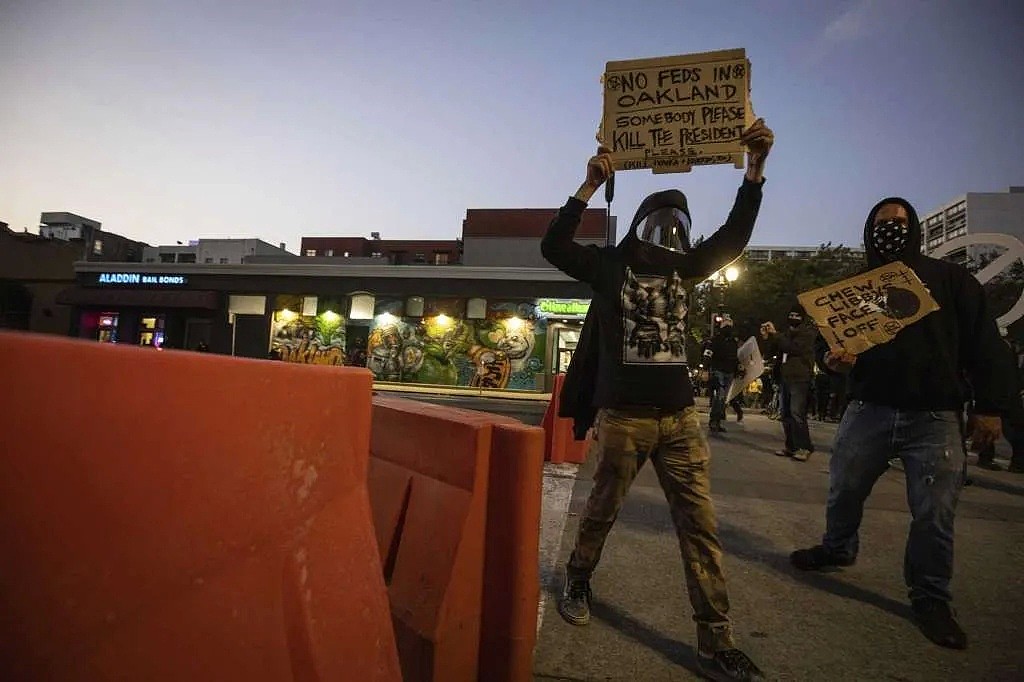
top-left (743, 244), bottom-right (865, 263)
top-left (299, 237), bottom-right (460, 265)
top-left (58, 261), bottom-right (592, 393)
top-left (39, 211), bottom-right (148, 262)
top-left (461, 207), bottom-right (614, 267)
top-left (143, 239), bottom-right (293, 265)
top-left (920, 187), bottom-right (1024, 264)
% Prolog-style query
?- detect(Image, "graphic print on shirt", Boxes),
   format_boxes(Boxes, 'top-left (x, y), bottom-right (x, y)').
top-left (621, 267), bottom-right (688, 364)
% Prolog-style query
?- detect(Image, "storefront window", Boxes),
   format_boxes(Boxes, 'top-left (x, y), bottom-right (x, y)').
top-left (97, 312), bottom-right (119, 343)
top-left (138, 315), bottom-right (165, 348)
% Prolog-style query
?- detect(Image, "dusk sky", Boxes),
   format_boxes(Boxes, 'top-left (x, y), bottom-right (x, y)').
top-left (2, 0), bottom-right (1022, 254)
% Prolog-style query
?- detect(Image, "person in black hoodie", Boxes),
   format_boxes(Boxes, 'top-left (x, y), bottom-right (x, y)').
top-left (542, 118), bottom-right (773, 682)
top-left (763, 304), bottom-right (818, 461)
top-left (705, 314), bottom-right (742, 432)
top-left (790, 197), bottom-right (1013, 651)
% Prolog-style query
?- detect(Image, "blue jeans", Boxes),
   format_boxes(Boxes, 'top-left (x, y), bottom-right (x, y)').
top-left (823, 401), bottom-right (967, 602)
top-left (709, 370), bottom-right (732, 423)
top-left (780, 380), bottom-right (813, 452)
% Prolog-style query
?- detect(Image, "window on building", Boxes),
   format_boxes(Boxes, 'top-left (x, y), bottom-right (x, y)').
top-left (92, 239), bottom-right (103, 255)
top-left (204, 257), bottom-right (213, 263)
top-left (434, 252), bottom-right (449, 265)
top-left (325, 249), bottom-right (334, 256)
top-left (145, 258), bottom-right (156, 263)
top-left (219, 257), bottom-right (229, 264)
top-left (343, 251), bottom-right (350, 257)
top-left (350, 293), bottom-right (375, 320)
top-left (160, 253), bottom-right (176, 263)
top-left (414, 253), bottom-right (426, 264)
top-left (305, 249), bottom-right (317, 257)
top-left (371, 251), bottom-right (383, 258)
top-left (178, 253), bottom-right (197, 263)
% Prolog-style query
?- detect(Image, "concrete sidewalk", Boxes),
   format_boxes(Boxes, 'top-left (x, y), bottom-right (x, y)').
top-left (533, 411), bottom-right (1024, 681)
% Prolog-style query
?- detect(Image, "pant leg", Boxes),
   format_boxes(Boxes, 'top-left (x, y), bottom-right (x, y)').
top-left (897, 409), bottom-right (966, 603)
top-left (788, 380), bottom-right (814, 452)
top-left (780, 381), bottom-right (795, 451)
top-left (567, 409), bottom-right (657, 579)
top-left (650, 406), bottom-right (734, 654)
top-left (823, 401), bottom-right (894, 558)
top-left (710, 371), bottom-right (731, 422)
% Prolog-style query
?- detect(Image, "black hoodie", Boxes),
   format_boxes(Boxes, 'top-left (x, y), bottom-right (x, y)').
top-left (847, 197), bottom-right (1014, 414)
top-left (542, 178), bottom-right (763, 412)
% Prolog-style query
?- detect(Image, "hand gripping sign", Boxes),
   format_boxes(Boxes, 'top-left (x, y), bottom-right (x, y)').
top-left (798, 262), bottom-right (940, 355)
top-left (600, 48), bottom-right (754, 175)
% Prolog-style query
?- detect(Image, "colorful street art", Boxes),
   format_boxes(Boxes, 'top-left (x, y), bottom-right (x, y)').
top-left (271, 311), bottom-right (347, 365)
top-left (366, 300), bottom-right (546, 390)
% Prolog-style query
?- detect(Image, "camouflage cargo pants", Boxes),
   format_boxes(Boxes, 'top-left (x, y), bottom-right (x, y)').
top-left (567, 406), bottom-right (734, 653)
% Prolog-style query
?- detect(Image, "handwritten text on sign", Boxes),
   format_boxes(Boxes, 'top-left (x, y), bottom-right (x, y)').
top-left (602, 48), bottom-right (751, 174)
top-left (797, 262), bottom-right (940, 355)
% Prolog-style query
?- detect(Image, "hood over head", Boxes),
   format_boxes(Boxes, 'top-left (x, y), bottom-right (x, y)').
top-left (620, 189), bottom-right (692, 256)
top-left (863, 197), bottom-right (922, 266)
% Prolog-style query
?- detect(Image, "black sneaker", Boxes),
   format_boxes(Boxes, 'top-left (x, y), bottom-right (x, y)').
top-left (790, 544), bottom-right (855, 571)
top-left (912, 598), bottom-right (967, 649)
top-left (558, 568), bottom-right (591, 626)
top-left (697, 648), bottom-right (765, 681)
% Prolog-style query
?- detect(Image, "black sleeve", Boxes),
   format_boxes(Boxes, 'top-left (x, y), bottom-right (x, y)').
top-left (541, 197), bottom-right (601, 284)
top-left (958, 271), bottom-right (1016, 414)
top-left (677, 178), bottom-right (764, 279)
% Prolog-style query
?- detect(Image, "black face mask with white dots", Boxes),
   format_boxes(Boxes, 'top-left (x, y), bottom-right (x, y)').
top-left (870, 219), bottom-right (910, 260)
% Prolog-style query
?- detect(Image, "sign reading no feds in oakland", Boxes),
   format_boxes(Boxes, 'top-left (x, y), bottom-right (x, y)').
top-left (601, 48), bottom-right (753, 175)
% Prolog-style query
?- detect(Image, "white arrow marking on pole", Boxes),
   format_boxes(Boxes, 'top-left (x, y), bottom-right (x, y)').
top-left (930, 232), bottom-right (1024, 328)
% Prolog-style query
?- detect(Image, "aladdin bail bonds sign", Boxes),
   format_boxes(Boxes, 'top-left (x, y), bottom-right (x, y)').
top-left (602, 48), bottom-right (752, 174)
top-left (798, 262), bottom-right (939, 355)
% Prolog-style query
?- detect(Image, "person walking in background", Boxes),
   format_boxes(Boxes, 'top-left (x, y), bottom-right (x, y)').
top-left (543, 118), bottom-right (774, 682)
top-left (763, 304), bottom-right (817, 460)
top-left (790, 197), bottom-right (1015, 650)
top-left (705, 314), bottom-right (741, 432)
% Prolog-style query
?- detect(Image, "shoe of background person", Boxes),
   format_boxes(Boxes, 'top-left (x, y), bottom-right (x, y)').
top-left (912, 598), bottom-right (967, 650)
top-left (696, 648), bottom-right (765, 682)
top-left (976, 458), bottom-right (1003, 471)
top-left (790, 544), bottom-right (856, 571)
top-left (792, 449), bottom-right (811, 462)
top-left (558, 568), bottom-right (592, 626)
top-left (774, 449), bottom-right (794, 457)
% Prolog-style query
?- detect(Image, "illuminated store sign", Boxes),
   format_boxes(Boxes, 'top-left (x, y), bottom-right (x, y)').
top-left (537, 298), bottom-right (590, 318)
top-left (97, 273), bottom-right (188, 286)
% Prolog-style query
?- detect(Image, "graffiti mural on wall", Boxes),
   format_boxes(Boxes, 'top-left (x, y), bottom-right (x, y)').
top-left (271, 311), bottom-right (347, 365)
top-left (366, 301), bottom-right (546, 390)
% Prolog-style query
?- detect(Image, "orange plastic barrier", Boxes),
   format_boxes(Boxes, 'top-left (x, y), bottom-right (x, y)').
top-left (542, 373), bottom-right (590, 464)
top-left (0, 333), bottom-right (400, 682)
top-left (369, 397), bottom-right (546, 682)
top-left (369, 397), bottom-right (493, 682)
top-left (478, 422), bottom-right (544, 682)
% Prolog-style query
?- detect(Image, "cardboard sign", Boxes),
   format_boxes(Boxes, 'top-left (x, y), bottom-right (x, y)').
top-left (727, 335), bottom-right (764, 403)
top-left (798, 262), bottom-right (940, 355)
top-left (601, 48), bottom-right (752, 174)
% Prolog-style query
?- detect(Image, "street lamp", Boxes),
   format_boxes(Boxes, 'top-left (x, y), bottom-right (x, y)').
top-left (707, 264), bottom-right (741, 330)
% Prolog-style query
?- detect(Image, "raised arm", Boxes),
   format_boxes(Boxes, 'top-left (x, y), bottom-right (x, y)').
top-left (679, 118), bottom-right (774, 279)
top-left (540, 146), bottom-right (613, 284)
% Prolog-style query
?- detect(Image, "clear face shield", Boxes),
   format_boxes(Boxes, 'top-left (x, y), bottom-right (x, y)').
top-left (635, 207), bottom-right (691, 252)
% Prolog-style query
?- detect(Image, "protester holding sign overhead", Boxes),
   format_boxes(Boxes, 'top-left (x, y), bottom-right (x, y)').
top-left (791, 197), bottom-right (1016, 651)
top-left (541, 116), bottom-right (773, 682)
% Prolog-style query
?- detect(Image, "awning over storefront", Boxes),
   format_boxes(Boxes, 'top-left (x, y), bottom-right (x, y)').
top-left (56, 287), bottom-right (221, 310)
